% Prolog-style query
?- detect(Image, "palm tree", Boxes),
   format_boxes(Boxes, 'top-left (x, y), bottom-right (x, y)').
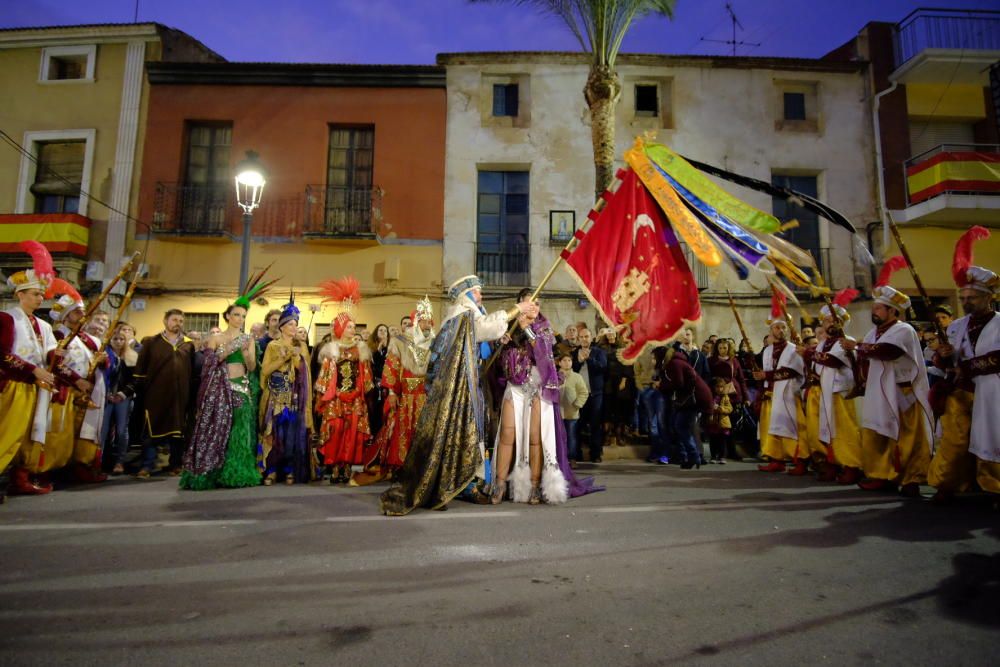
top-left (471, 0), bottom-right (676, 197)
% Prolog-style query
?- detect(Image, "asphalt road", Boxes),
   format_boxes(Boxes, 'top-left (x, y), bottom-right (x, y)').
top-left (0, 461), bottom-right (997, 666)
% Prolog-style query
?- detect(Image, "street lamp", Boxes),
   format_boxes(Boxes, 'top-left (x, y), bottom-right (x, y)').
top-left (234, 150), bottom-right (266, 291)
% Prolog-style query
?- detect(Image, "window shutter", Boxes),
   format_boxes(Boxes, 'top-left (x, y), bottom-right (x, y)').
top-left (30, 141), bottom-right (84, 196)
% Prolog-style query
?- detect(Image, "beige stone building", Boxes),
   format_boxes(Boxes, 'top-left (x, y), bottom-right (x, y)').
top-left (438, 52), bottom-right (877, 345)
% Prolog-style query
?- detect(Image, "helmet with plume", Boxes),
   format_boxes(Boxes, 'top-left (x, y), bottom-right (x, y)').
top-left (872, 255), bottom-right (910, 313)
top-left (952, 226), bottom-right (997, 295)
top-left (319, 276), bottom-right (362, 339)
top-left (7, 240), bottom-right (55, 293)
top-left (820, 288), bottom-right (860, 322)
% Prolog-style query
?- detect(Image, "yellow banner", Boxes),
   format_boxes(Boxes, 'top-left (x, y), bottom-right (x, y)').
top-left (625, 140), bottom-right (722, 267)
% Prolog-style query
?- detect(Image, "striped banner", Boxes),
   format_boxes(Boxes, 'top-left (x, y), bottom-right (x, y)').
top-left (0, 214), bottom-right (90, 256)
top-left (907, 151), bottom-right (1000, 204)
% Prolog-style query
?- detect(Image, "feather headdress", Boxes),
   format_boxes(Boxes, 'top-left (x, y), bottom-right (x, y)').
top-left (873, 255), bottom-right (911, 313)
top-left (875, 255), bottom-right (908, 288)
top-left (45, 277), bottom-right (83, 302)
top-left (278, 287), bottom-right (299, 329)
top-left (821, 287), bottom-right (860, 321)
top-left (951, 226), bottom-right (996, 294)
top-left (235, 262), bottom-right (280, 309)
top-left (7, 240), bottom-right (56, 292)
top-left (319, 276), bottom-right (362, 339)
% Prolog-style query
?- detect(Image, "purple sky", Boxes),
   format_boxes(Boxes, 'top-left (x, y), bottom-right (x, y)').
top-left (5, 0), bottom-right (997, 63)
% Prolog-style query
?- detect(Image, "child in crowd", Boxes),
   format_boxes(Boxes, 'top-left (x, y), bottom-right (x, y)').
top-left (707, 377), bottom-right (734, 464)
top-left (557, 352), bottom-right (589, 468)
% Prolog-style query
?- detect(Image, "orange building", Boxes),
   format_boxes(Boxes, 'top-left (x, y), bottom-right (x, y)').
top-left (133, 61), bottom-right (446, 338)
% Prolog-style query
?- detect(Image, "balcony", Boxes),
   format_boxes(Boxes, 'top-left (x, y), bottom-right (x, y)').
top-left (892, 143), bottom-right (1000, 225)
top-left (152, 183), bottom-right (233, 237)
top-left (151, 182), bottom-right (382, 241)
top-left (892, 9), bottom-right (1000, 84)
top-left (475, 242), bottom-right (530, 287)
top-left (303, 184), bottom-right (380, 240)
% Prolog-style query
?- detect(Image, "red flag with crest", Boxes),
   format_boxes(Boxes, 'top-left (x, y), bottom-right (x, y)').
top-left (562, 168), bottom-right (701, 363)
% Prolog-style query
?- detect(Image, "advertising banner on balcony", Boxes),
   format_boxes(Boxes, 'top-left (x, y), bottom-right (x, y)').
top-left (561, 167), bottom-right (701, 363)
top-left (907, 151), bottom-right (1000, 204)
top-left (0, 213), bottom-right (90, 256)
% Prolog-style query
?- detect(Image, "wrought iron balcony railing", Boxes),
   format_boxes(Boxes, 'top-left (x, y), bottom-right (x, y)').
top-left (894, 8), bottom-right (1000, 69)
top-left (152, 182), bottom-right (233, 235)
top-left (475, 242), bottom-right (530, 287)
top-left (303, 185), bottom-right (379, 238)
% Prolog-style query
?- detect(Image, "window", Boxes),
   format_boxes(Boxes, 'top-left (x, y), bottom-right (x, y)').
top-left (39, 45), bottom-right (96, 82)
top-left (16, 129), bottom-right (95, 216)
top-left (325, 125), bottom-right (375, 234)
top-left (635, 84), bottom-right (659, 117)
top-left (31, 141), bottom-right (84, 214)
top-left (783, 92), bottom-right (806, 121)
top-left (181, 312), bottom-right (219, 335)
top-left (774, 81), bottom-right (818, 132)
top-left (772, 174), bottom-right (825, 284)
top-left (476, 170), bottom-right (529, 286)
top-left (176, 123), bottom-right (232, 233)
top-left (492, 84), bottom-right (519, 117)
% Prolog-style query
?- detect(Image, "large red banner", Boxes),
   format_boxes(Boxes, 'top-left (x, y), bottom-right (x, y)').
top-left (562, 168), bottom-right (701, 363)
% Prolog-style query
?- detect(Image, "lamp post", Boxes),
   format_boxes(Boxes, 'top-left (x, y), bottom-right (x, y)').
top-left (234, 150), bottom-right (266, 291)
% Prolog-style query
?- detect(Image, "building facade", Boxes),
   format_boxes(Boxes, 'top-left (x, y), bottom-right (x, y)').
top-left (831, 8), bottom-right (1000, 314)
top-left (438, 51), bottom-right (876, 343)
top-left (0, 23), bottom-right (220, 302)
top-left (133, 61), bottom-right (446, 338)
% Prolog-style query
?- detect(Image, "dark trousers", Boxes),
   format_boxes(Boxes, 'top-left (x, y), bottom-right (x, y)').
top-left (579, 393), bottom-right (604, 460)
top-left (639, 388), bottom-right (668, 460)
top-left (709, 431), bottom-right (732, 460)
top-left (141, 434), bottom-right (186, 472)
top-left (672, 408), bottom-right (700, 465)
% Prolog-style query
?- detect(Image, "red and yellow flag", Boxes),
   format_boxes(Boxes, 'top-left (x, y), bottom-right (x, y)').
top-left (562, 168), bottom-right (701, 363)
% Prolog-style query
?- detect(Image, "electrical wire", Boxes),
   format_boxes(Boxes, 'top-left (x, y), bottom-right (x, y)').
top-left (0, 128), bottom-right (153, 294)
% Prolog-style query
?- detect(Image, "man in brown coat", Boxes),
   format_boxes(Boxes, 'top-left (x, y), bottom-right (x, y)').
top-left (134, 309), bottom-right (195, 478)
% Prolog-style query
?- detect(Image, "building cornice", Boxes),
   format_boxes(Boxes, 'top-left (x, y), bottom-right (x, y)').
top-left (146, 61), bottom-right (446, 87)
top-left (437, 51), bottom-right (867, 74)
top-left (0, 23), bottom-right (162, 48)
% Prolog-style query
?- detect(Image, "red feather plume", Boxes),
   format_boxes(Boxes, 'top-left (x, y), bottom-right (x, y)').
top-left (19, 240), bottom-right (54, 280)
top-left (951, 226), bottom-right (990, 287)
top-left (833, 287), bottom-right (860, 308)
top-left (875, 256), bottom-right (908, 288)
top-left (45, 277), bottom-right (82, 302)
top-left (318, 276), bottom-right (362, 306)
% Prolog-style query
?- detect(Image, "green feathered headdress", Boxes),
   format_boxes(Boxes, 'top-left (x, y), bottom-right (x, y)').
top-left (235, 262), bottom-right (279, 309)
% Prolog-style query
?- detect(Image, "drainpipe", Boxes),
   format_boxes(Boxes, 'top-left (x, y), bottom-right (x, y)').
top-left (872, 78), bottom-right (899, 255)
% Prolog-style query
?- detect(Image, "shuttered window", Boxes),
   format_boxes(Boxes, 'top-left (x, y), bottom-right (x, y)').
top-left (908, 121), bottom-right (975, 157)
top-left (31, 141), bottom-right (84, 214)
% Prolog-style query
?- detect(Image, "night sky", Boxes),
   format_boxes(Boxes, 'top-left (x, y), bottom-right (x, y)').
top-left (5, 0), bottom-right (997, 64)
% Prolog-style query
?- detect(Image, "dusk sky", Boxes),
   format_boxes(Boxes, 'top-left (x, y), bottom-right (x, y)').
top-left (5, 0), bottom-right (998, 63)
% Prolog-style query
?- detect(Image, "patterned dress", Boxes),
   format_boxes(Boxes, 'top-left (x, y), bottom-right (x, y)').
top-left (316, 342), bottom-right (373, 467)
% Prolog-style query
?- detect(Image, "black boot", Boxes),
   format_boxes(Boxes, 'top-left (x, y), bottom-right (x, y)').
top-left (0, 469), bottom-right (9, 505)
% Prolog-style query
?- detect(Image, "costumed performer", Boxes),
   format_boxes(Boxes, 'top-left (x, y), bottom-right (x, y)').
top-left (1, 243), bottom-right (86, 498)
top-left (181, 269), bottom-right (275, 489)
top-left (842, 257), bottom-right (931, 498)
top-left (315, 276), bottom-right (373, 484)
top-left (259, 294), bottom-right (313, 485)
top-left (810, 289), bottom-right (862, 484)
top-left (928, 228), bottom-right (1000, 505)
top-left (754, 293), bottom-right (805, 474)
top-left (351, 297), bottom-right (435, 486)
top-left (379, 275), bottom-right (538, 515)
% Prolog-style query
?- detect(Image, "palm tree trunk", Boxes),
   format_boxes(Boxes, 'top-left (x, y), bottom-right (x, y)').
top-left (584, 64), bottom-right (621, 198)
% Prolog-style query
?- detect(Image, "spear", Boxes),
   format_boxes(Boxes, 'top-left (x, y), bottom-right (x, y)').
top-left (885, 215), bottom-right (947, 341)
top-left (50, 250), bottom-right (140, 371)
top-left (86, 266), bottom-right (141, 378)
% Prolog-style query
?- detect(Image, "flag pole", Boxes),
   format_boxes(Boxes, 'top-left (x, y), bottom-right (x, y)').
top-left (884, 215), bottom-right (945, 340)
